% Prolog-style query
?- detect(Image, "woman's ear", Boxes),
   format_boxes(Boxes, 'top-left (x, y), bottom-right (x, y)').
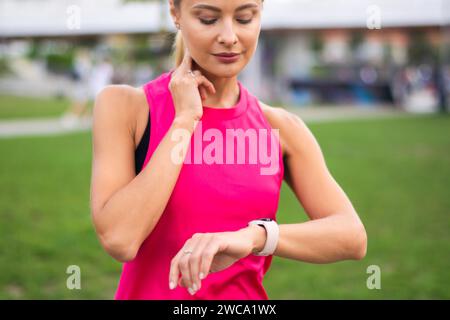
top-left (169, 0), bottom-right (179, 24)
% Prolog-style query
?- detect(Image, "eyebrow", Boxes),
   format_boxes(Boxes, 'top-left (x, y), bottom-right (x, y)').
top-left (191, 3), bottom-right (259, 12)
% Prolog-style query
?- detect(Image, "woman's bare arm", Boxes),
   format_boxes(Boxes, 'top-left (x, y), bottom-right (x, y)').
top-left (90, 85), bottom-right (197, 262)
top-left (257, 103), bottom-right (367, 263)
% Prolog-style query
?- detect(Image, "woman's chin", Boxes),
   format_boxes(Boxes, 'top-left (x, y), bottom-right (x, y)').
top-left (203, 64), bottom-right (243, 79)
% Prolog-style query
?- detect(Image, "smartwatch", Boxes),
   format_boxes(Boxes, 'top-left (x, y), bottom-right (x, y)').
top-left (248, 218), bottom-right (279, 256)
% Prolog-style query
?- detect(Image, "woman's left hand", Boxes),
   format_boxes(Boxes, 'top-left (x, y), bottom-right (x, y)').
top-left (168, 228), bottom-right (256, 295)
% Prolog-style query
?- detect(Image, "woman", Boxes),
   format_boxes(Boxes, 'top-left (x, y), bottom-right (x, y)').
top-left (90, 0), bottom-right (367, 300)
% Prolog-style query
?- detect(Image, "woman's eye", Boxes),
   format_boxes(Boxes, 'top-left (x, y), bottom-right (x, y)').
top-left (199, 18), bottom-right (217, 25)
top-left (237, 19), bottom-right (252, 24)
top-left (199, 18), bottom-right (253, 25)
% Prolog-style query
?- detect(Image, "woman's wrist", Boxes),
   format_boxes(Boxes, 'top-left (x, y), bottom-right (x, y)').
top-left (242, 224), bottom-right (267, 254)
top-left (174, 111), bottom-right (201, 124)
top-left (172, 114), bottom-right (199, 133)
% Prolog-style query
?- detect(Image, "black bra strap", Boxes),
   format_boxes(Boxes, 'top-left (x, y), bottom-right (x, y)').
top-left (134, 112), bottom-right (151, 174)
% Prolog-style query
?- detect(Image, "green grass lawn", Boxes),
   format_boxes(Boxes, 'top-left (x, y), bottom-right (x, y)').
top-left (0, 94), bottom-right (91, 120)
top-left (0, 114), bottom-right (449, 299)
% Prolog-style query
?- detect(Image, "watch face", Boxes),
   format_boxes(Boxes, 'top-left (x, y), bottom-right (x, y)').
top-left (260, 218), bottom-right (273, 221)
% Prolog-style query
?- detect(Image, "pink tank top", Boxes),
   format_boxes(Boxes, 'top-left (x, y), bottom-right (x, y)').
top-left (114, 70), bottom-right (284, 300)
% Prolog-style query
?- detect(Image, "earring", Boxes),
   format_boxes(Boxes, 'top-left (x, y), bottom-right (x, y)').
top-left (175, 22), bottom-right (180, 30)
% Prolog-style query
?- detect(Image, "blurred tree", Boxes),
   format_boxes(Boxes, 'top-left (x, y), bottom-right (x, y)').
top-left (122, 0), bottom-right (175, 72)
top-left (45, 52), bottom-right (75, 75)
top-left (408, 31), bottom-right (438, 65)
top-left (349, 31), bottom-right (364, 62)
top-left (310, 32), bottom-right (324, 58)
top-left (0, 56), bottom-right (11, 76)
top-left (26, 39), bottom-right (44, 60)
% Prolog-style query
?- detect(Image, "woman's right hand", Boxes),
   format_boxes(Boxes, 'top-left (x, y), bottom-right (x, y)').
top-left (169, 49), bottom-right (216, 122)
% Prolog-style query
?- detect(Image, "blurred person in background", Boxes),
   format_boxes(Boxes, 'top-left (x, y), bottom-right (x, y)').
top-left (60, 48), bottom-right (92, 128)
top-left (89, 55), bottom-right (114, 102)
top-left (61, 53), bottom-right (114, 128)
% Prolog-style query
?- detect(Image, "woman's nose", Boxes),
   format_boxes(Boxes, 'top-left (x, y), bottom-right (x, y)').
top-left (218, 21), bottom-right (238, 45)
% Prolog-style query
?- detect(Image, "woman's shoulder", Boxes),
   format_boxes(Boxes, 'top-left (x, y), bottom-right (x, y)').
top-left (258, 100), bottom-right (291, 122)
top-left (94, 84), bottom-right (146, 114)
top-left (257, 100), bottom-right (310, 159)
top-left (93, 84), bottom-right (149, 147)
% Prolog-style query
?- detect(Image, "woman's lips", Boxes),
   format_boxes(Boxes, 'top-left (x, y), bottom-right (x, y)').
top-left (212, 53), bottom-right (240, 63)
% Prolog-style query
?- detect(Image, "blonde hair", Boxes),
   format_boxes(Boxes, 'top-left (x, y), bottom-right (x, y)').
top-left (171, 0), bottom-right (184, 67)
top-left (172, 30), bottom-right (185, 68)
top-left (171, 0), bottom-right (264, 68)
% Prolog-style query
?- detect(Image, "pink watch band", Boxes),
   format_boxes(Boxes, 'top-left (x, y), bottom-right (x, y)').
top-left (248, 219), bottom-right (279, 256)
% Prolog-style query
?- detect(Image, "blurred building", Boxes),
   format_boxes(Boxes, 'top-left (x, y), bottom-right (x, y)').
top-left (1, 0), bottom-right (449, 111)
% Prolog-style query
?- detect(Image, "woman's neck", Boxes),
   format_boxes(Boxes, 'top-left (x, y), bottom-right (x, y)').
top-left (199, 70), bottom-right (240, 109)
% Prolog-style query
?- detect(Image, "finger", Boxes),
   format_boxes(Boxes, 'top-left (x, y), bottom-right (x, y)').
top-left (169, 237), bottom-right (197, 290)
top-left (189, 234), bottom-right (212, 292)
top-left (208, 81), bottom-right (216, 95)
top-left (190, 70), bottom-right (215, 95)
top-left (169, 247), bottom-right (187, 290)
top-left (199, 85), bottom-right (206, 101)
top-left (196, 75), bottom-right (216, 95)
top-left (178, 255), bottom-right (191, 290)
top-left (169, 254), bottom-right (181, 290)
top-left (180, 48), bottom-right (192, 72)
top-left (189, 79), bottom-right (205, 101)
top-left (178, 237), bottom-right (201, 291)
top-left (191, 71), bottom-right (206, 100)
top-left (198, 75), bottom-right (216, 95)
top-left (200, 237), bottom-right (221, 278)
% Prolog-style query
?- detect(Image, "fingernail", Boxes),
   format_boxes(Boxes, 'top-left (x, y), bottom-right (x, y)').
top-left (188, 287), bottom-right (196, 295)
top-left (169, 281), bottom-right (175, 290)
top-left (199, 272), bottom-right (205, 280)
top-left (192, 283), bottom-right (198, 291)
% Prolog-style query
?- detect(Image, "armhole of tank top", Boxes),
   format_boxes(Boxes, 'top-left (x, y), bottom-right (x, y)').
top-left (254, 98), bottom-right (285, 186)
top-left (134, 110), bottom-right (150, 175)
top-left (141, 81), bottom-right (156, 169)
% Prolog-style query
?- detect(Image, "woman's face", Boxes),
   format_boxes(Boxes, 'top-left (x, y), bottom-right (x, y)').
top-left (170, 0), bottom-right (263, 78)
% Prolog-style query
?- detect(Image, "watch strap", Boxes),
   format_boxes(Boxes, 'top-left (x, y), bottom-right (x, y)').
top-left (248, 218), bottom-right (279, 256)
